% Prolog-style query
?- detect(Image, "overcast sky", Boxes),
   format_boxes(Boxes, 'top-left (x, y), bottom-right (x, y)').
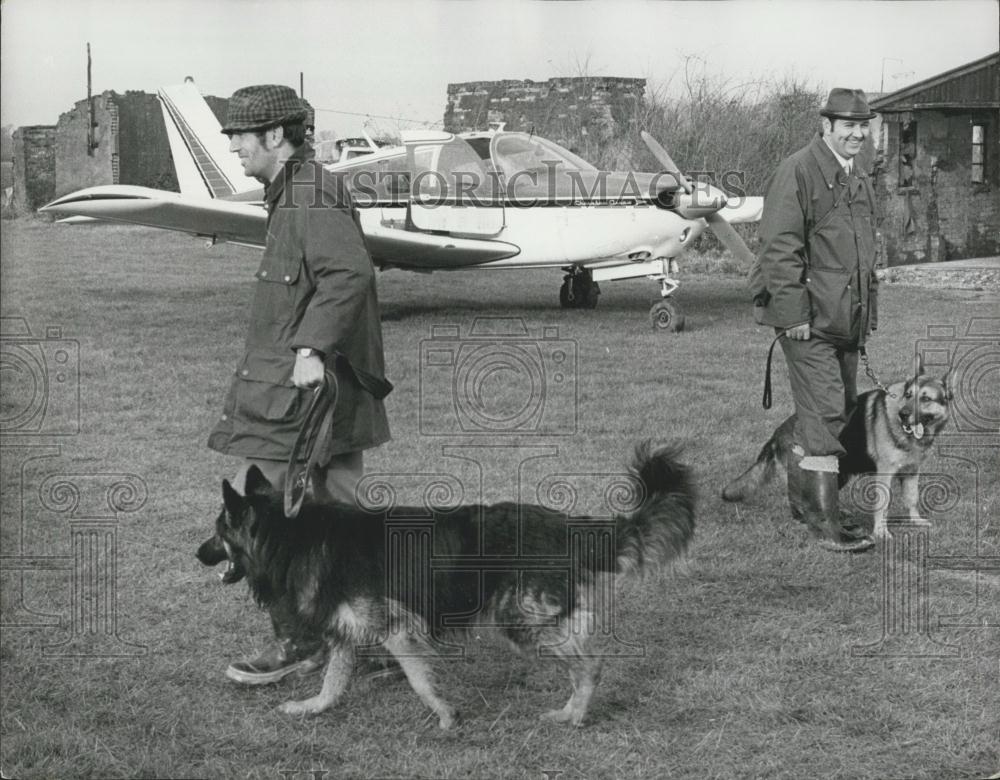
top-left (2, 0), bottom-right (997, 136)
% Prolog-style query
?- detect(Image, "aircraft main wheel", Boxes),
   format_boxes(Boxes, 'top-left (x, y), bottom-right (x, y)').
top-left (574, 277), bottom-right (600, 309)
top-left (650, 300), bottom-right (684, 332)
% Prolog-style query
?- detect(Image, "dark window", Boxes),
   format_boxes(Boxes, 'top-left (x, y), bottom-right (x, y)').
top-left (971, 124), bottom-right (985, 184)
top-left (899, 121), bottom-right (916, 188)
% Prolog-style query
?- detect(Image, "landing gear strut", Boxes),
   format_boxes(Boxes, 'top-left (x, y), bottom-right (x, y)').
top-left (649, 265), bottom-right (684, 332)
top-left (559, 267), bottom-right (600, 310)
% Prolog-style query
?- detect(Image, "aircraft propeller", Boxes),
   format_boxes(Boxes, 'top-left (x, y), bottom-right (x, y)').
top-left (640, 131), bottom-right (756, 266)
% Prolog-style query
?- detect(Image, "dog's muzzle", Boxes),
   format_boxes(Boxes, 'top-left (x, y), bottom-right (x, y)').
top-left (196, 535), bottom-right (244, 583)
top-left (899, 414), bottom-right (926, 440)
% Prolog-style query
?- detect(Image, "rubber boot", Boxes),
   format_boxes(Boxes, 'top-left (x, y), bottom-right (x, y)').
top-left (225, 600), bottom-right (326, 685)
top-left (790, 455), bottom-right (869, 538)
top-left (786, 457), bottom-right (806, 525)
top-left (801, 468), bottom-right (874, 553)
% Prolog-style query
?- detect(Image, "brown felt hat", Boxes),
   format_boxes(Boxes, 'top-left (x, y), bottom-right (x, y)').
top-left (820, 88), bottom-right (876, 121)
top-left (221, 84), bottom-right (308, 134)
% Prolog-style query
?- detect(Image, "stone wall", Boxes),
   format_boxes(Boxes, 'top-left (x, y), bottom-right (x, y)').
top-left (877, 109), bottom-right (1000, 264)
top-left (54, 92), bottom-right (117, 198)
top-left (11, 126), bottom-right (56, 212)
top-left (445, 77), bottom-right (645, 142)
top-left (11, 89), bottom-right (232, 211)
top-left (115, 91), bottom-right (178, 191)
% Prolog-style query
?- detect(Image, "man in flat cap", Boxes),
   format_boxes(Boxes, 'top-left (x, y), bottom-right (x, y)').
top-left (749, 88), bottom-right (880, 553)
top-left (209, 84), bottom-right (392, 682)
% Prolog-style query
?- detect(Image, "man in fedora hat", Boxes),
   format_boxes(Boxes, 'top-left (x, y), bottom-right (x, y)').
top-left (748, 88), bottom-right (879, 553)
top-left (208, 84), bottom-right (392, 682)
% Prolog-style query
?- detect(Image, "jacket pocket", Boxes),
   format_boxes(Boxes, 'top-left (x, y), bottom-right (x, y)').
top-left (233, 351), bottom-right (303, 424)
top-left (805, 266), bottom-right (852, 339)
top-left (256, 243), bottom-right (302, 286)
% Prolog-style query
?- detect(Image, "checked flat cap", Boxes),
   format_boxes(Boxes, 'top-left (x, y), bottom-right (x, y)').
top-left (221, 84), bottom-right (308, 134)
top-left (820, 88), bottom-right (876, 121)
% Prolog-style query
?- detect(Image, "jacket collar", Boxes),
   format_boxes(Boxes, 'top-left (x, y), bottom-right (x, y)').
top-left (264, 143), bottom-right (317, 207)
top-left (808, 133), bottom-right (847, 188)
top-left (808, 133), bottom-right (867, 188)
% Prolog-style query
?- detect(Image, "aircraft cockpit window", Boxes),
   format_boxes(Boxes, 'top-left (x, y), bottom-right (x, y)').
top-left (491, 134), bottom-right (596, 180)
top-left (409, 137), bottom-right (500, 202)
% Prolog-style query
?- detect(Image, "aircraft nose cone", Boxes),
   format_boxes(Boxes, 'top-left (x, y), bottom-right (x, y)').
top-left (694, 181), bottom-right (728, 210)
top-left (673, 181), bottom-right (728, 220)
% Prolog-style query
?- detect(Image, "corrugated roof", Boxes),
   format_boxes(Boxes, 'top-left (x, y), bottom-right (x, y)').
top-left (871, 52), bottom-right (999, 112)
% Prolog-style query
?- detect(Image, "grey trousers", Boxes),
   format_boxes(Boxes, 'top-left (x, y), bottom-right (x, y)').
top-left (779, 336), bottom-right (858, 458)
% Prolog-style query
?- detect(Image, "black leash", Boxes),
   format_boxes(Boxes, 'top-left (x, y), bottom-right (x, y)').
top-left (763, 336), bottom-right (894, 411)
top-left (762, 331), bottom-right (784, 409)
top-left (284, 369), bottom-right (339, 519)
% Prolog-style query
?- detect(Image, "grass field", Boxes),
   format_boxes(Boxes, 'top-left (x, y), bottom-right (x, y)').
top-left (1, 218), bottom-right (998, 779)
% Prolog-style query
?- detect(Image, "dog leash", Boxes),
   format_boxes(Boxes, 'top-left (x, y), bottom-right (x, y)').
top-left (761, 332), bottom-right (784, 409)
top-left (859, 346), bottom-right (896, 398)
top-left (284, 368), bottom-right (339, 519)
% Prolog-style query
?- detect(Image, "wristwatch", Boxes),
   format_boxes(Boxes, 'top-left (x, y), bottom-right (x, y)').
top-left (297, 347), bottom-right (319, 359)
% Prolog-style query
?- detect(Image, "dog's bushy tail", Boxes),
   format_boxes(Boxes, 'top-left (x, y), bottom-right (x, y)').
top-left (615, 441), bottom-right (695, 576)
top-left (720, 437), bottom-right (779, 503)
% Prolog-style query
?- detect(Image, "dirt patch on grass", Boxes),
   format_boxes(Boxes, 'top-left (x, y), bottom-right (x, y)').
top-left (877, 263), bottom-right (1000, 292)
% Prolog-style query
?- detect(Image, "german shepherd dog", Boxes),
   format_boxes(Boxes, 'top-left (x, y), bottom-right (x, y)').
top-left (722, 362), bottom-right (951, 539)
top-left (197, 442), bottom-right (694, 728)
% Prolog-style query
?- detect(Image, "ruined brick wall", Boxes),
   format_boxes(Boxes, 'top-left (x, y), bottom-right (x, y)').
top-left (11, 126), bottom-right (56, 212)
top-left (114, 91), bottom-right (178, 191)
top-left (53, 89), bottom-right (231, 197)
top-left (54, 92), bottom-right (117, 198)
top-left (445, 77), bottom-right (645, 146)
top-left (876, 109), bottom-right (1000, 264)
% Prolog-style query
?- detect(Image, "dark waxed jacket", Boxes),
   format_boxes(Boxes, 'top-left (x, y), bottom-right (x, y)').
top-left (750, 134), bottom-right (879, 348)
top-left (208, 145), bottom-right (391, 460)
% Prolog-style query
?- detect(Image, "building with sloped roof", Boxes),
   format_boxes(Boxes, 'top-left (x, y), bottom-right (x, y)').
top-left (871, 53), bottom-right (999, 264)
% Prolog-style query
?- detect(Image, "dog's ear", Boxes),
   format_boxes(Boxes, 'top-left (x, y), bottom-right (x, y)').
top-left (221, 479), bottom-right (245, 527)
top-left (244, 465), bottom-right (273, 496)
top-left (913, 352), bottom-right (925, 379)
top-left (941, 366), bottom-right (954, 401)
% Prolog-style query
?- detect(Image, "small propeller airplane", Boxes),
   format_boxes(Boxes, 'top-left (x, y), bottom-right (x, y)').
top-left (41, 82), bottom-right (761, 330)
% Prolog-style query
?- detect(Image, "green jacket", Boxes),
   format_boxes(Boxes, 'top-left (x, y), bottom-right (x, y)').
top-left (750, 134), bottom-right (879, 347)
top-left (208, 146), bottom-right (391, 460)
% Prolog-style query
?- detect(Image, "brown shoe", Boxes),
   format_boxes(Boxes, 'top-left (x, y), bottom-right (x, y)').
top-left (225, 639), bottom-right (326, 685)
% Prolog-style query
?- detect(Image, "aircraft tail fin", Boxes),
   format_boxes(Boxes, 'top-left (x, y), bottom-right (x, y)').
top-left (158, 82), bottom-right (257, 200)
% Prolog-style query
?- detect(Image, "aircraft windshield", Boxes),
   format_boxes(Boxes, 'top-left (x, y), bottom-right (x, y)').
top-left (405, 131), bottom-right (604, 205)
top-left (491, 133), bottom-right (597, 179)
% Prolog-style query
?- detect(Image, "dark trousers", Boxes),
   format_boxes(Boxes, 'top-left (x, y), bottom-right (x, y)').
top-left (232, 450), bottom-right (364, 504)
top-left (779, 336), bottom-right (858, 457)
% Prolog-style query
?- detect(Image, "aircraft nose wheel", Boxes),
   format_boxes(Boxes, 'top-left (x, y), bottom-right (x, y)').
top-left (650, 300), bottom-right (684, 332)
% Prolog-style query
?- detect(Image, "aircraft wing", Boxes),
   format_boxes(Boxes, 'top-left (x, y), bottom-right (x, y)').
top-left (40, 186), bottom-right (522, 267)
top-left (362, 217), bottom-right (520, 269)
top-left (40, 185), bottom-right (267, 247)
